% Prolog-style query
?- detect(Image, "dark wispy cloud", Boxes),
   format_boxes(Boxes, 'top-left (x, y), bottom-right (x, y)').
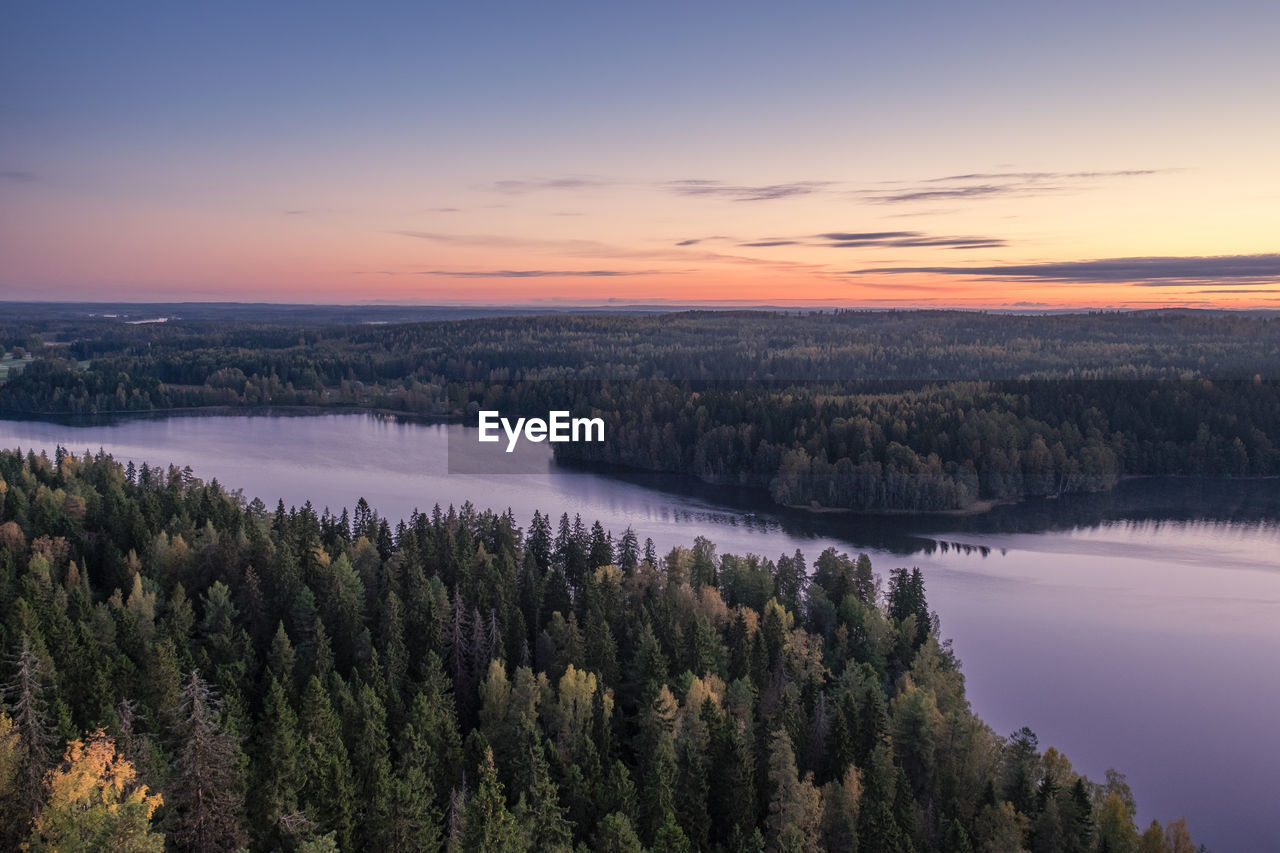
top-left (816, 231), bottom-right (1004, 249)
top-left (482, 168), bottom-right (1168, 210)
top-left (422, 269), bottom-right (660, 278)
top-left (395, 230), bottom-right (455, 241)
top-left (487, 175), bottom-right (835, 202)
top-left (675, 236), bottom-right (733, 246)
top-left (872, 185), bottom-right (1016, 203)
top-left (819, 231), bottom-right (916, 242)
top-left (866, 168), bottom-right (1166, 204)
top-left (665, 180), bottom-right (833, 202)
top-left (674, 231), bottom-right (1005, 251)
top-left (489, 177), bottom-right (613, 194)
top-left (1, 169), bottom-right (37, 182)
top-left (848, 253), bottom-right (1280, 285)
top-left (926, 170), bottom-right (1162, 183)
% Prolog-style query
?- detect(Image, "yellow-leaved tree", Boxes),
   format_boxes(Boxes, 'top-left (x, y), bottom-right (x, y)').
top-left (1, 712), bottom-right (22, 843)
top-left (24, 729), bottom-right (164, 853)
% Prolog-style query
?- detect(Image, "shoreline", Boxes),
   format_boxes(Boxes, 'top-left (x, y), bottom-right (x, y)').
top-left (3, 406), bottom-right (1278, 523)
top-left (0, 403), bottom-right (461, 427)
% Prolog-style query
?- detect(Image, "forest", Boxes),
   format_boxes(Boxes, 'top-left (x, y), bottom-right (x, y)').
top-left (0, 445), bottom-right (1199, 851)
top-left (2, 308), bottom-right (1278, 513)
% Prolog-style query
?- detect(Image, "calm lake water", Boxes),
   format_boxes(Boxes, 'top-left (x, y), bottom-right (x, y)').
top-left (2, 413), bottom-right (1277, 851)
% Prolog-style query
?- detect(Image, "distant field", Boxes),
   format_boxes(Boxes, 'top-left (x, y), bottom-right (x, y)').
top-left (0, 355), bottom-right (88, 383)
top-left (0, 354), bottom-right (34, 382)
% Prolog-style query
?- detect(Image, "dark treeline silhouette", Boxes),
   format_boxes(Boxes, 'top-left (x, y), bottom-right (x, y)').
top-left (0, 446), bottom-right (1194, 850)
top-left (541, 376), bottom-right (1280, 511)
top-left (3, 309), bottom-right (1278, 512)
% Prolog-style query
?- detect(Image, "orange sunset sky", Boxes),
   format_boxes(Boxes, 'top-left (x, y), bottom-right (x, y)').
top-left (2, 2), bottom-right (1278, 309)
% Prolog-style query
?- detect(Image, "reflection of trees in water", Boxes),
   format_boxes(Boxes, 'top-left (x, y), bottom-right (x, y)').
top-left (946, 477), bottom-right (1280, 534)
top-left (593, 468), bottom-right (1280, 557)
top-left (923, 540), bottom-right (992, 558)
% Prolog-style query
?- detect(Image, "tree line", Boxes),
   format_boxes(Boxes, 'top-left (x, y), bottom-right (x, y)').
top-left (0, 446), bottom-right (1198, 851)
top-left (3, 309), bottom-right (1276, 512)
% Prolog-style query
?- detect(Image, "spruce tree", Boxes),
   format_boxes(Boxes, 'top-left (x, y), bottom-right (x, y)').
top-left (514, 735), bottom-right (573, 851)
top-left (3, 638), bottom-right (54, 822)
top-left (251, 676), bottom-right (302, 849)
top-left (460, 748), bottom-right (524, 852)
top-left (297, 676), bottom-right (356, 851)
top-left (352, 683), bottom-right (393, 850)
top-left (169, 670), bottom-right (248, 853)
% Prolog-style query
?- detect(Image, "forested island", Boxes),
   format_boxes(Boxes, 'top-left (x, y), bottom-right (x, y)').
top-left (2, 308), bottom-right (1278, 513)
top-left (0, 445), bottom-right (1198, 851)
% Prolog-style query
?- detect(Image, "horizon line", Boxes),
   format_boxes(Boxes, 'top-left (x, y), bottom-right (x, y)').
top-left (1, 299), bottom-right (1275, 314)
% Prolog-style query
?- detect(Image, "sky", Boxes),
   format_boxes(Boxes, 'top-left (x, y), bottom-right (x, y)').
top-left (2, 1), bottom-right (1278, 309)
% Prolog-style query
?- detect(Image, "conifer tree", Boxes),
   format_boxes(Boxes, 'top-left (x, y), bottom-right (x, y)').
top-left (266, 621), bottom-right (296, 687)
top-left (514, 734), bottom-right (573, 851)
top-left (352, 683), bottom-right (393, 850)
top-left (653, 812), bottom-right (694, 853)
top-left (298, 675), bottom-right (356, 851)
top-left (709, 710), bottom-right (757, 846)
top-left (406, 654), bottom-right (464, 805)
top-left (617, 526), bottom-right (639, 573)
top-left (460, 748), bottom-right (524, 852)
top-left (674, 723), bottom-right (710, 849)
top-left (765, 728), bottom-right (822, 853)
top-left (594, 812), bottom-right (645, 853)
top-left (168, 670), bottom-right (247, 853)
top-left (251, 676), bottom-right (302, 848)
top-left (3, 638), bottom-right (53, 821)
top-left (388, 753), bottom-right (443, 852)
top-left (640, 719), bottom-right (678, 843)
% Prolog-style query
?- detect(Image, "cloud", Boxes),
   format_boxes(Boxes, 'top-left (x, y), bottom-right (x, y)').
top-left (421, 269), bottom-right (661, 278)
top-left (926, 169), bottom-right (1162, 183)
top-left (871, 185), bottom-right (1020, 203)
top-left (394, 230), bottom-right (459, 242)
top-left (895, 237), bottom-right (1006, 249)
top-left (866, 168), bottom-right (1166, 204)
top-left (848, 253), bottom-right (1280, 285)
top-left (819, 231), bottom-right (917, 242)
top-left (814, 231), bottom-right (1005, 250)
top-left (675, 236), bottom-right (733, 246)
top-left (488, 177), bottom-right (613, 193)
top-left (665, 179), bottom-right (833, 201)
top-left (479, 168), bottom-right (1167, 211)
top-left (673, 231), bottom-right (1005, 251)
top-left (391, 230), bottom-right (561, 250)
top-left (487, 175), bottom-right (838, 202)
top-left (0, 169), bottom-right (37, 182)
top-left (386, 226), bottom-right (834, 281)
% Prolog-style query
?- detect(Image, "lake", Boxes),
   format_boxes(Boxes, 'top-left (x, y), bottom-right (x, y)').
top-left (2, 412), bottom-right (1277, 851)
